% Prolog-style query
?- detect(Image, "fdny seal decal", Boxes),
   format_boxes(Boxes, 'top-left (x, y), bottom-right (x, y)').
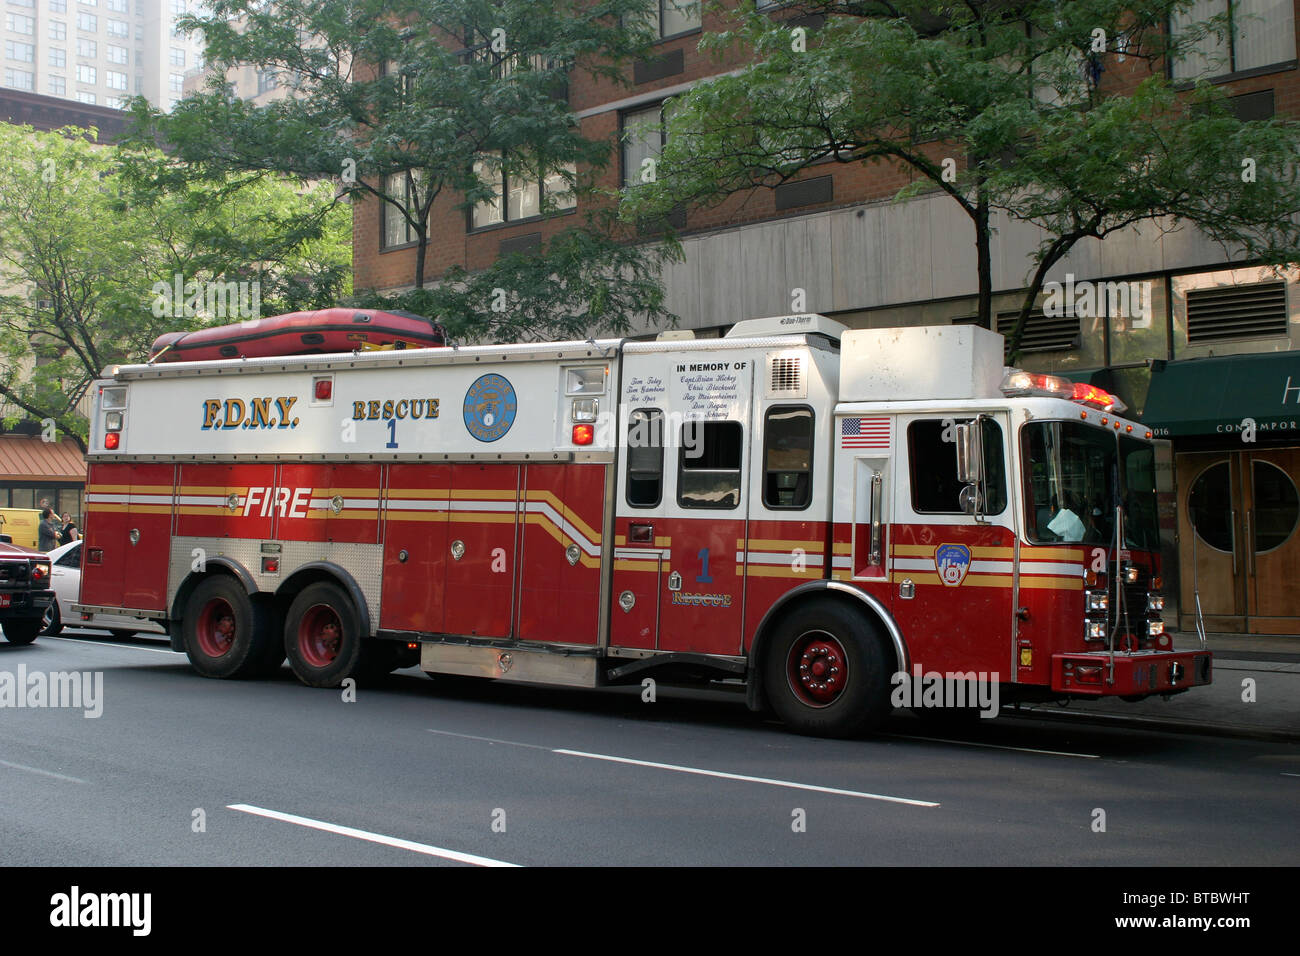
top-left (463, 373), bottom-right (517, 442)
top-left (935, 543), bottom-right (972, 587)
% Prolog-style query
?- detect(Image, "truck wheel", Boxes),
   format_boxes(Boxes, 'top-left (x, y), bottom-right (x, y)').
top-left (42, 602), bottom-right (63, 636)
top-left (762, 601), bottom-right (891, 738)
top-left (182, 576), bottom-right (277, 679)
top-left (3, 618), bottom-right (41, 645)
top-left (284, 582), bottom-right (365, 688)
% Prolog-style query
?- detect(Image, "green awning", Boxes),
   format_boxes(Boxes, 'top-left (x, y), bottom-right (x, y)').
top-left (1143, 353), bottom-right (1300, 438)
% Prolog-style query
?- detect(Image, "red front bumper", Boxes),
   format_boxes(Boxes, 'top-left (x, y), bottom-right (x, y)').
top-left (1051, 649), bottom-right (1212, 696)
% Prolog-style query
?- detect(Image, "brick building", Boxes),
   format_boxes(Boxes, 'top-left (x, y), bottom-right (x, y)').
top-left (352, 1), bottom-right (1300, 636)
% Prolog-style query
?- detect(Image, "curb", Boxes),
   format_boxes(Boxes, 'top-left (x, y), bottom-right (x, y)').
top-left (1003, 705), bottom-right (1300, 744)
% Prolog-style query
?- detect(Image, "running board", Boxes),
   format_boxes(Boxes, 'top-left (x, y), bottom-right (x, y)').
top-left (420, 642), bottom-right (598, 687)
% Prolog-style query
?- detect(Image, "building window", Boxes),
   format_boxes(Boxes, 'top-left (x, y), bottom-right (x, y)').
top-left (5, 41), bottom-right (35, 63)
top-left (763, 406), bottom-right (814, 509)
top-left (76, 37), bottom-right (95, 57)
top-left (169, 46), bottom-right (185, 67)
top-left (75, 89), bottom-right (95, 103)
top-left (106, 69), bottom-right (125, 89)
top-left (3, 68), bottom-right (34, 89)
top-left (106, 93), bottom-right (126, 107)
top-left (256, 68), bottom-right (277, 94)
top-left (621, 101), bottom-right (672, 188)
top-left (470, 153), bottom-right (574, 230)
top-left (76, 11), bottom-right (96, 31)
top-left (48, 74), bottom-right (65, 94)
top-left (106, 43), bottom-right (126, 63)
top-left (625, 409), bottom-right (664, 507)
top-left (169, 0), bottom-right (184, 14)
top-left (1171, 0), bottom-right (1296, 79)
top-left (76, 63), bottom-right (94, 83)
top-left (678, 421), bottom-right (742, 509)
top-left (5, 12), bottom-right (34, 32)
top-left (78, 0), bottom-right (96, 5)
top-left (106, 0), bottom-right (124, 10)
top-left (381, 170), bottom-right (421, 249)
top-left (49, 19), bottom-right (66, 39)
top-left (168, 71), bottom-right (183, 93)
top-left (48, 47), bottom-right (65, 67)
top-left (49, 0), bottom-right (66, 9)
top-left (134, 72), bottom-right (141, 92)
top-left (106, 17), bottom-right (126, 36)
top-left (638, 0), bottom-right (700, 39)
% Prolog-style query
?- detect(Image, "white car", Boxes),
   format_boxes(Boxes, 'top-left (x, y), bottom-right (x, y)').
top-left (43, 540), bottom-right (166, 638)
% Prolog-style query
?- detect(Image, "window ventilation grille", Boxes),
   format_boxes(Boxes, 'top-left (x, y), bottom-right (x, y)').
top-left (1186, 282), bottom-right (1287, 343)
top-left (996, 309), bottom-right (1079, 354)
top-left (768, 355), bottom-right (806, 398)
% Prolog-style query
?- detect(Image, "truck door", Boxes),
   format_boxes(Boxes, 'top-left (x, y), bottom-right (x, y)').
top-left (82, 462), bottom-right (175, 612)
top-left (888, 413), bottom-right (1015, 678)
top-left (443, 464), bottom-right (519, 638)
top-left (381, 464), bottom-right (450, 634)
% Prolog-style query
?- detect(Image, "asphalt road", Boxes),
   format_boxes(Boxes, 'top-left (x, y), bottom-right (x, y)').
top-left (2, 631), bottom-right (1297, 867)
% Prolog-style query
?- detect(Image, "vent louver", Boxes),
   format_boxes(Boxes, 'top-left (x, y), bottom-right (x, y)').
top-left (767, 354), bottom-right (806, 398)
top-left (996, 309), bottom-right (1079, 354)
top-left (1186, 282), bottom-right (1287, 343)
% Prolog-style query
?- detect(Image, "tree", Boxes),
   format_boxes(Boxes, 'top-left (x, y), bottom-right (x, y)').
top-left (0, 123), bottom-right (350, 450)
top-left (132, 0), bottom-right (682, 343)
top-left (619, 1), bottom-right (1300, 362)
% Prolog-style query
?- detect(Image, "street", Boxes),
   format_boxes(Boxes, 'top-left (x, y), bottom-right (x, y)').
top-left (2, 632), bottom-right (1296, 867)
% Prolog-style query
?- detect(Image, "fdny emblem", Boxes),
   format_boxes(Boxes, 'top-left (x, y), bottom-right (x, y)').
top-left (463, 373), bottom-right (518, 442)
top-left (935, 544), bottom-right (972, 587)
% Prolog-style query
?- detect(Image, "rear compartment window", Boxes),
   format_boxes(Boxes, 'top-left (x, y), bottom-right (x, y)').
top-left (763, 406), bottom-right (813, 509)
top-left (626, 408), bottom-right (664, 507)
top-left (679, 421), bottom-right (742, 509)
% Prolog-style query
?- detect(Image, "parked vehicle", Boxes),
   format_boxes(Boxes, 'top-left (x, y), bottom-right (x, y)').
top-left (43, 540), bottom-right (165, 639)
top-left (0, 508), bottom-right (42, 549)
top-left (0, 541), bottom-right (54, 645)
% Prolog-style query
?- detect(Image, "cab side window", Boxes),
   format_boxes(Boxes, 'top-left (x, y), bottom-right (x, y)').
top-left (763, 406), bottom-right (813, 509)
top-left (908, 418), bottom-right (1007, 515)
top-left (678, 421), bottom-right (742, 509)
top-left (626, 408), bottom-right (664, 507)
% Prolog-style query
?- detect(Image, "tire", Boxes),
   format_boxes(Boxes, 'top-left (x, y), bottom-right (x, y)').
top-left (3, 618), bottom-right (42, 645)
top-left (42, 602), bottom-right (63, 636)
top-left (181, 576), bottom-right (278, 679)
top-left (284, 581), bottom-right (369, 688)
top-left (762, 600), bottom-right (891, 738)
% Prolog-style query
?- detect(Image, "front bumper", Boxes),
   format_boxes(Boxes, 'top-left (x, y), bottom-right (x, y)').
top-left (1051, 649), bottom-right (1212, 696)
top-left (0, 589), bottom-right (54, 618)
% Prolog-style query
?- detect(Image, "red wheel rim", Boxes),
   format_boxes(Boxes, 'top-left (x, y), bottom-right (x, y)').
top-left (298, 604), bottom-right (344, 668)
top-left (786, 631), bottom-right (848, 708)
top-left (196, 597), bottom-right (237, 659)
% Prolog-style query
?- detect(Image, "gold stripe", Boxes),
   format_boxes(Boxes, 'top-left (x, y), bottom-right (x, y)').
top-left (303, 509), bottom-right (380, 520)
top-left (387, 488), bottom-right (451, 498)
top-left (743, 565), bottom-right (823, 579)
top-left (87, 484), bottom-right (175, 494)
top-left (893, 544), bottom-right (1015, 558)
top-left (525, 489), bottom-right (602, 544)
top-left (385, 512), bottom-right (449, 523)
top-left (176, 507), bottom-right (234, 516)
top-left (613, 559), bottom-right (659, 572)
top-left (739, 537), bottom-right (824, 551)
top-left (448, 512), bottom-right (517, 524)
top-left (1019, 577), bottom-right (1083, 590)
top-left (1020, 547), bottom-right (1085, 560)
top-left (176, 486), bottom-right (248, 495)
top-left (889, 572), bottom-right (1015, 587)
top-left (449, 488), bottom-right (517, 500)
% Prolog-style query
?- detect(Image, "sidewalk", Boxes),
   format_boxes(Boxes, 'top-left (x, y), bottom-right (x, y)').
top-left (1007, 631), bottom-right (1300, 742)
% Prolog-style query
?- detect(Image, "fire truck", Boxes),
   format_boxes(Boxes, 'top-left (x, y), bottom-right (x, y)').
top-left (76, 316), bottom-right (1211, 736)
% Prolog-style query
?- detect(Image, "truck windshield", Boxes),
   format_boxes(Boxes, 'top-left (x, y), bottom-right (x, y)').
top-left (1022, 422), bottom-right (1161, 551)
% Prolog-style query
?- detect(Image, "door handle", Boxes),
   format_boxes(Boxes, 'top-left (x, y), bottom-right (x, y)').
top-left (869, 473), bottom-right (883, 566)
top-left (1229, 509), bottom-right (1237, 576)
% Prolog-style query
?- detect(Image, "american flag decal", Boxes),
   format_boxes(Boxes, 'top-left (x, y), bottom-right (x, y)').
top-left (841, 416), bottom-right (891, 449)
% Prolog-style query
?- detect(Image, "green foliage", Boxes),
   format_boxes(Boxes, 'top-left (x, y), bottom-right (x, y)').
top-left (622, 1), bottom-right (1300, 361)
top-left (0, 123), bottom-right (351, 449)
top-left (132, 0), bottom-right (680, 339)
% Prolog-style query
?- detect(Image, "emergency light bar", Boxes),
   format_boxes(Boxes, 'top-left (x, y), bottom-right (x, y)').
top-left (1000, 369), bottom-right (1128, 413)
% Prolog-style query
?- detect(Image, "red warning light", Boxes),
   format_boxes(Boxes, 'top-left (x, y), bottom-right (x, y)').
top-left (572, 424), bottom-right (594, 446)
top-left (314, 378), bottom-right (332, 401)
top-left (104, 432), bottom-right (120, 449)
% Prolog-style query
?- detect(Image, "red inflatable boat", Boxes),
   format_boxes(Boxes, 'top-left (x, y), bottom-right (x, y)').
top-left (148, 308), bottom-right (445, 363)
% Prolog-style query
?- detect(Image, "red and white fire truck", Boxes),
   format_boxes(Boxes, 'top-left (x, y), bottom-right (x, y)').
top-left (77, 316), bottom-right (1211, 736)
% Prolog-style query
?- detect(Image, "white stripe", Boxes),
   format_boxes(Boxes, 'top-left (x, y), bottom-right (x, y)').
top-left (226, 804), bottom-right (520, 867)
top-left (614, 548), bottom-right (668, 560)
top-left (524, 500), bottom-right (600, 556)
top-left (553, 749), bottom-right (939, 806)
top-left (884, 734), bottom-right (1099, 759)
top-left (1019, 562), bottom-right (1084, 576)
top-left (739, 551), bottom-right (825, 567)
top-left (0, 758), bottom-right (87, 784)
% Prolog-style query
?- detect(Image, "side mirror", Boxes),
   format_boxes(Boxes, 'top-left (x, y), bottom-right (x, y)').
top-left (954, 422), bottom-right (983, 484)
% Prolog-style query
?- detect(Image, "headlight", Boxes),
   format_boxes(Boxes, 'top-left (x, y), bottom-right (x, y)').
top-left (1148, 620), bottom-right (1165, 637)
top-left (1086, 590), bottom-right (1109, 613)
top-left (1085, 621), bottom-right (1106, 640)
top-left (1147, 593), bottom-right (1165, 612)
